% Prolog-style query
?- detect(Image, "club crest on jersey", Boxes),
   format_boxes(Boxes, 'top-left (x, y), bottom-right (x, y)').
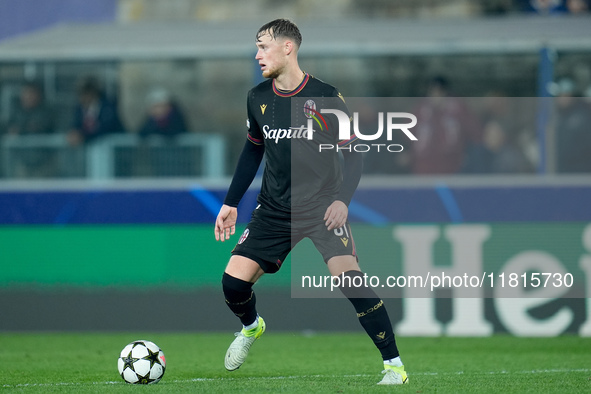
top-left (238, 228), bottom-right (250, 244)
top-left (303, 100), bottom-right (316, 119)
top-left (303, 99), bottom-right (327, 132)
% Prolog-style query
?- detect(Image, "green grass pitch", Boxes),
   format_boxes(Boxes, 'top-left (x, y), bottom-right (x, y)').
top-left (1, 332), bottom-right (589, 393)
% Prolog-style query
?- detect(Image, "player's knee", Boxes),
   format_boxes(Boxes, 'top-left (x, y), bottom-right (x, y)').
top-left (338, 270), bottom-right (378, 299)
top-left (222, 272), bottom-right (254, 304)
top-left (225, 255), bottom-right (265, 282)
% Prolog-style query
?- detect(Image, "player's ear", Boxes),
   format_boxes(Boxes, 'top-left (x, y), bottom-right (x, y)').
top-left (284, 40), bottom-right (294, 56)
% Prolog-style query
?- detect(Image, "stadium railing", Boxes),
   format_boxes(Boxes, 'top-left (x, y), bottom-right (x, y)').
top-left (0, 132), bottom-right (225, 179)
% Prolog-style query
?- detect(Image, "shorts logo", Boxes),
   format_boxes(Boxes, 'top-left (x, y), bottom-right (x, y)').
top-left (238, 228), bottom-right (250, 244)
top-left (334, 226), bottom-right (350, 248)
top-left (260, 104), bottom-right (267, 114)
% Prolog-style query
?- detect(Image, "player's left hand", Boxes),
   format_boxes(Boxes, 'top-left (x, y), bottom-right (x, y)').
top-left (324, 200), bottom-right (348, 231)
top-left (215, 204), bottom-right (238, 242)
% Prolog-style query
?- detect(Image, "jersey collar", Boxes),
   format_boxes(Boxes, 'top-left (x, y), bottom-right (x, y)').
top-left (272, 73), bottom-right (309, 97)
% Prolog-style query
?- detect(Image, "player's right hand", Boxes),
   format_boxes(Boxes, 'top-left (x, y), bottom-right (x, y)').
top-left (215, 204), bottom-right (238, 242)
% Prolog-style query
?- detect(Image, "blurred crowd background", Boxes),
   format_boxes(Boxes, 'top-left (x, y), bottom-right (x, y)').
top-left (0, 0), bottom-right (590, 179)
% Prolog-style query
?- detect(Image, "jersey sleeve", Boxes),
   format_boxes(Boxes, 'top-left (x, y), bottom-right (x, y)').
top-left (246, 92), bottom-right (264, 146)
top-left (223, 138), bottom-right (265, 207)
top-left (330, 88), bottom-right (361, 205)
top-left (332, 89), bottom-right (358, 148)
top-left (223, 91), bottom-right (267, 207)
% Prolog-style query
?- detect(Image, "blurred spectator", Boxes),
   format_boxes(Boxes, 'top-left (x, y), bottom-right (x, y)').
top-left (5, 81), bottom-right (54, 136)
top-left (481, 0), bottom-right (515, 15)
top-left (132, 88), bottom-right (190, 177)
top-left (520, 0), bottom-right (567, 13)
top-left (68, 76), bottom-right (124, 146)
top-left (138, 88), bottom-right (188, 138)
top-left (409, 76), bottom-right (482, 175)
top-left (566, 0), bottom-right (589, 13)
top-left (463, 120), bottom-right (532, 173)
top-left (551, 78), bottom-right (591, 173)
top-left (4, 80), bottom-right (56, 177)
top-left (463, 92), bottom-right (533, 173)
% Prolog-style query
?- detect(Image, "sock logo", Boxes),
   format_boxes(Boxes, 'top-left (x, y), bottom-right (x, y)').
top-left (357, 299), bottom-right (384, 317)
top-left (376, 331), bottom-right (386, 340)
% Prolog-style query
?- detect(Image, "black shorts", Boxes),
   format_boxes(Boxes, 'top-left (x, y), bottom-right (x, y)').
top-left (232, 204), bottom-right (357, 273)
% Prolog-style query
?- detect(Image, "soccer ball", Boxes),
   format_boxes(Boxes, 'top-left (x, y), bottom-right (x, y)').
top-left (117, 340), bottom-right (166, 384)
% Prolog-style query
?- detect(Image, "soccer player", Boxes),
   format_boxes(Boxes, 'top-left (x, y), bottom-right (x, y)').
top-left (214, 19), bottom-right (408, 385)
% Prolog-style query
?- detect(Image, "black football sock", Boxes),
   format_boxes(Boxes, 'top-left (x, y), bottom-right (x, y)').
top-left (338, 270), bottom-right (400, 361)
top-left (222, 272), bottom-right (258, 327)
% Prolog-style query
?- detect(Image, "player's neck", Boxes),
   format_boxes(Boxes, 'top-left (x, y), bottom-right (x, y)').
top-left (274, 66), bottom-right (305, 92)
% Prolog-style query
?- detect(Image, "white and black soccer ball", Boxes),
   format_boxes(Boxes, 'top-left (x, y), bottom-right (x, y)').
top-left (117, 340), bottom-right (166, 384)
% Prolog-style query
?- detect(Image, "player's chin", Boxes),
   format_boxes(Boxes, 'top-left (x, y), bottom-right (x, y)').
top-left (262, 69), bottom-right (279, 79)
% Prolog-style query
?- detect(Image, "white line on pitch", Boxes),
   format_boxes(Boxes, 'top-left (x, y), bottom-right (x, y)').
top-left (3, 368), bottom-right (590, 388)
